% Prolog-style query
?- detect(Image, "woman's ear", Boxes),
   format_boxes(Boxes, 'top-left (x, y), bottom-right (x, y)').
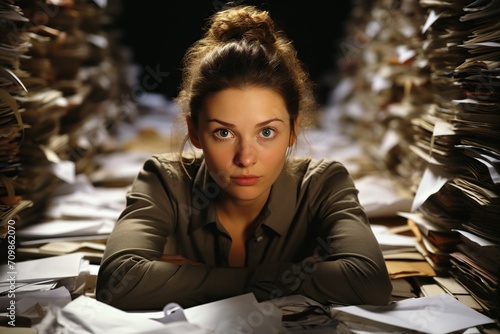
top-left (288, 114), bottom-right (301, 146)
top-left (186, 115), bottom-right (202, 149)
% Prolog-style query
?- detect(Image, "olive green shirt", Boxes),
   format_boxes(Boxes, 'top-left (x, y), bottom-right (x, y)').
top-left (96, 153), bottom-right (392, 310)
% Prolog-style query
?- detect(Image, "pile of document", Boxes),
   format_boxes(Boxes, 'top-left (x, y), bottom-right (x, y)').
top-left (325, 0), bottom-right (431, 198)
top-left (13, 173), bottom-right (128, 264)
top-left (0, 0), bottom-right (136, 240)
top-left (28, 292), bottom-right (496, 334)
top-left (408, 0), bottom-right (500, 319)
top-left (328, 0), bottom-right (500, 321)
top-left (0, 1), bottom-right (33, 237)
top-left (0, 253), bottom-right (93, 326)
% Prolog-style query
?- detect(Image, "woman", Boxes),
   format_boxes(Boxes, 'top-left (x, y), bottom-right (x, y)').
top-left (96, 4), bottom-right (392, 310)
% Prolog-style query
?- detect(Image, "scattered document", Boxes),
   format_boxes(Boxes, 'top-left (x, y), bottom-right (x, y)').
top-left (356, 174), bottom-right (413, 218)
top-left (33, 295), bottom-right (210, 334)
top-left (0, 253), bottom-right (88, 284)
top-left (183, 293), bottom-right (286, 333)
top-left (29, 292), bottom-right (497, 334)
top-left (332, 294), bottom-right (495, 334)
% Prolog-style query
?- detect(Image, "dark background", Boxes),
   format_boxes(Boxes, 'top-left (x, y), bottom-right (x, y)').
top-left (117, 1), bottom-right (353, 106)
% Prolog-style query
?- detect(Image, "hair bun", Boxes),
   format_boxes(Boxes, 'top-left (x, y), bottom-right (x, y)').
top-left (207, 5), bottom-right (277, 46)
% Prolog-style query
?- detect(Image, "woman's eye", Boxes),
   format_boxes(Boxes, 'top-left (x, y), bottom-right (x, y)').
top-left (260, 128), bottom-right (276, 138)
top-left (214, 129), bottom-right (233, 139)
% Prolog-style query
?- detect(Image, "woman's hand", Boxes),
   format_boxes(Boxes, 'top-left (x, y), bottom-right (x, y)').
top-left (303, 253), bottom-right (323, 264)
top-left (159, 254), bottom-right (201, 266)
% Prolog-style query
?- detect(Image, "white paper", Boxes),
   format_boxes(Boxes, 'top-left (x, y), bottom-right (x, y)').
top-left (454, 229), bottom-right (497, 247)
top-left (422, 10), bottom-right (441, 33)
top-left (184, 293), bottom-right (286, 333)
top-left (411, 165), bottom-right (450, 212)
top-left (0, 253), bottom-right (86, 283)
top-left (0, 286), bottom-right (70, 313)
top-left (370, 224), bottom-right (417, 248)
top-left (17, 219), bottom-right (111, 239)
top-left (355, 174), bottom-right (413, 218)
top-left (333, 294), bottom-right (494, 334)
top-left (33, 295), bottom-right (204, 334)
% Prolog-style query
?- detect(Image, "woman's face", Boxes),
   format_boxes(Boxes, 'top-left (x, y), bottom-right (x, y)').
top-left (188, 87), bottom-right (295, 205)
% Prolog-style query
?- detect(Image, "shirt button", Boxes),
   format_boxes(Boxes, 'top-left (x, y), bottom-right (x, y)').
top-left (255, 236), bottom-right (263, 242)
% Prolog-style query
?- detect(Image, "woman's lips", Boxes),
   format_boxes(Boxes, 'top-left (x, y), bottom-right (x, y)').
top-left (231, 175), bottom-right (260, 186)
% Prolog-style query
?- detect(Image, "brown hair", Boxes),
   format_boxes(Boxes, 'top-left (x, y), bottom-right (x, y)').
top-left (175, 4), bottom-right (316, 170)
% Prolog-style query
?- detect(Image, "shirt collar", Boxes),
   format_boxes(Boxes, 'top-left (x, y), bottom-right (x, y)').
top-left (188, 160), bottom-right (298, 236)
top-left (188, 160), bottom-right (218, 233)
top-left (262, 168), bottom-right (297, 236)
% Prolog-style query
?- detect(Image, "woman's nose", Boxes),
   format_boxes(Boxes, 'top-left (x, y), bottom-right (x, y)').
top-left (234, 140), bottom-right (257, 167)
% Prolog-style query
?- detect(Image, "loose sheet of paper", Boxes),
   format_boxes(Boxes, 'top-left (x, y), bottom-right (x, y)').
top-left (332, 294), bottom-right (495, 334)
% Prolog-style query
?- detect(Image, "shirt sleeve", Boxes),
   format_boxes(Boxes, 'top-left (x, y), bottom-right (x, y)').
top-left (300, 161), bottom-right (392, 305)
top-left (95, 156), bottom-right (251, 310)
top-left (247, 160), bottom-right (393, 306)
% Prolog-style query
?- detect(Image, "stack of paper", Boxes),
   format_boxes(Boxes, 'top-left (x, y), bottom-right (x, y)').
top-left (0, 1), bottom-right (33, 237)
top-left (322, 0), bottom-right (448, 282)
top-left (0, 0), bottom-right (137, 236)
top-left (325, 0), bottom-right (431, 196)
top-left (11, 1), bottom-right (93, 228)
top-left (409, 0), bottom-right (500, 319)
top-left (399, 210), bottom-right (461, 275)
top-left (14, 87), bottom-right (70, 228)
top-left (15, 174), bottom-right (127, 264)
top-left (332, 293), bottom-right (495, 333)
top-left (0, 253), bottom-right (92, 328)
top-left (0, 253), bottom-right (90, 296)
top-left (0, 1), bottom-right (84, 230)
top-left (0, 253), bottom-right (94, 326)
top-left (328, 0), bottom-right (500, 320)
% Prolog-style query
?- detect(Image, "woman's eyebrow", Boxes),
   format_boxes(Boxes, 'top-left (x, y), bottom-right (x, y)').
top-left (206, 119), bottom-right (234, 127)
top-left (255, 118), bottom-right (285, 127)
top-left (206, 118), bottom-right (285, 127)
